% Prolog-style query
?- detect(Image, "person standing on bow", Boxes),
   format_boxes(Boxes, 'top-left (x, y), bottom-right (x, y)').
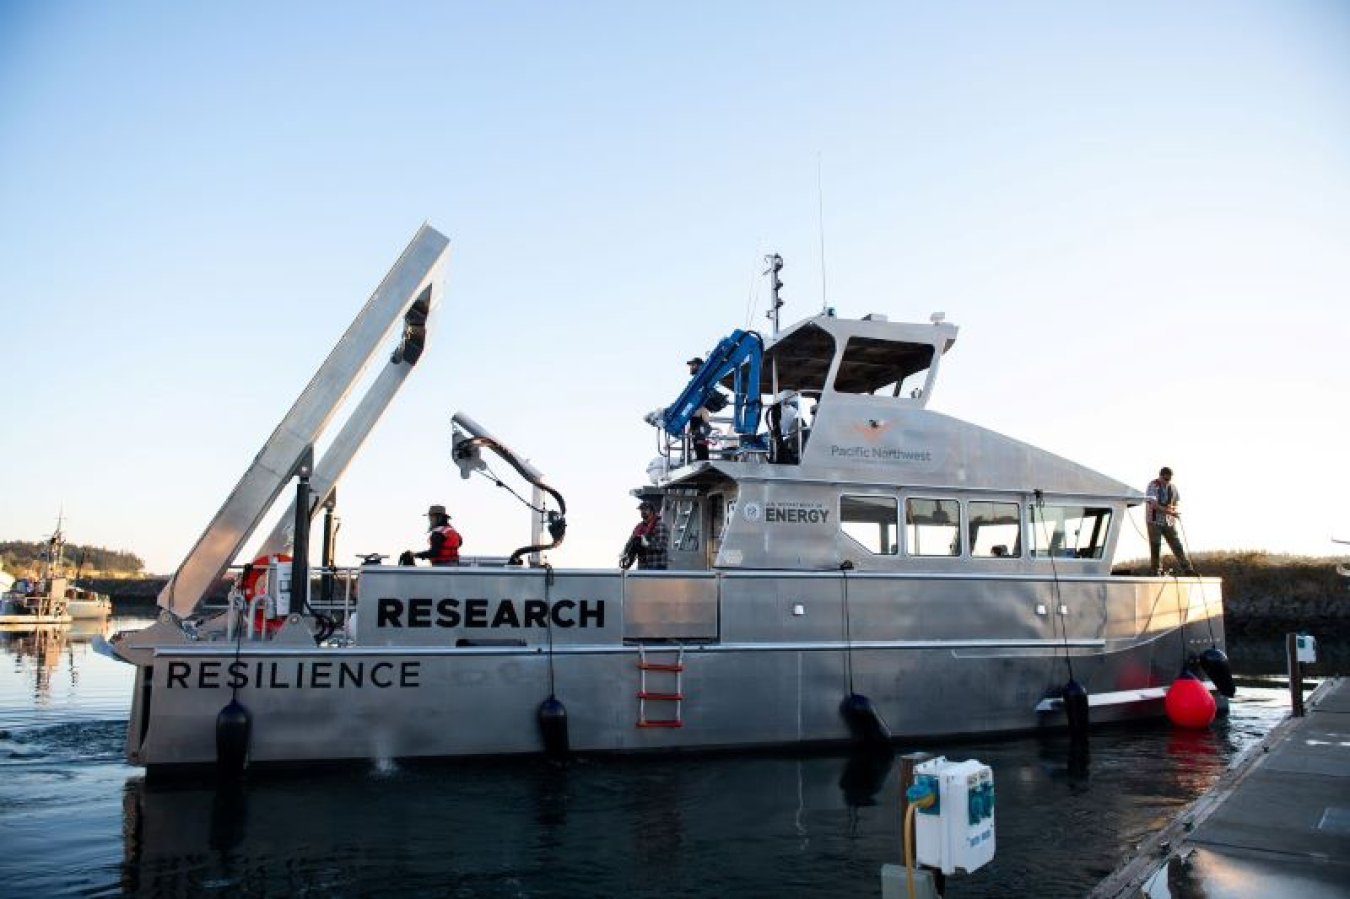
top-left (410, 504), bottom-right (463, 566)
top-left (621, 500), bottom-right (669, 570)
top-left (1146, 467), bottom-right (1194, 576)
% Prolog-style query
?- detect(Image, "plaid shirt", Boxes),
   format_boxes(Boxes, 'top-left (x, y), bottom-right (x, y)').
top-left (1146, 478), bottom-right (1179, 527)
top-left (637, 520), bottom-right (670, 570)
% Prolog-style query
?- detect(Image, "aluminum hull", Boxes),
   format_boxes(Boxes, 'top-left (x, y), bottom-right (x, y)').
top-left (0, 615), bottom-right (73, 628)
top-left (125, 568), bottom-right (1223, 768)
top-left (66, 597), bottom-right (112, 619)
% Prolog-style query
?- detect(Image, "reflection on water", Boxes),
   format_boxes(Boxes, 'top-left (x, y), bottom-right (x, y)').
top-left (110, 715), bottom-right (1279, 897)
top-left (0, 617), bottom-right (127, 725)
top-left (0, 624), bottom-right (1323, 897)
top-left (3, 616), bottom-right (161, 727)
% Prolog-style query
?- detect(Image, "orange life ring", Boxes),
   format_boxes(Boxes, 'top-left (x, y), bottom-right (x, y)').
top-left (242, 553), bottom-right (291, 600)
top-left (242, 554), bottom-right (292, 630)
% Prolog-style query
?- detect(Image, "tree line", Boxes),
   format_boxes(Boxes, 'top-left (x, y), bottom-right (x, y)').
top-left (0, 540), bottom-right (145, 577)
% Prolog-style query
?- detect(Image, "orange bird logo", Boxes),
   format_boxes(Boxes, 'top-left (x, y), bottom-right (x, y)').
top-left (852, 419), bottom-right (892, 443)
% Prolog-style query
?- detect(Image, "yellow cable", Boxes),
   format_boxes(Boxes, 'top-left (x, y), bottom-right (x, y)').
top-left (904, 803), bottom-right (918, 899)
top-left (903, 790), bottom-right (936, 899)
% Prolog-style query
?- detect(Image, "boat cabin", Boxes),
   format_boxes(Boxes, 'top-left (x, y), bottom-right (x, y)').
top-left (644, 312), bottom-right (1139, 576)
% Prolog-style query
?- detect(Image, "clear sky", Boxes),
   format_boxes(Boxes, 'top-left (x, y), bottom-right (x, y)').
top-left (2, 1), bottom-right (1347, 575)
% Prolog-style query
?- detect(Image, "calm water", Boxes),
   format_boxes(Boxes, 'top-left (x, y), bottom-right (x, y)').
top-left (0, 618), bottom-right (1319, 897)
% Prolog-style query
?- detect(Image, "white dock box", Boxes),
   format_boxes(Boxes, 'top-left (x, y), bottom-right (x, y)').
top-left (914, 757), bottom-right (996, 875)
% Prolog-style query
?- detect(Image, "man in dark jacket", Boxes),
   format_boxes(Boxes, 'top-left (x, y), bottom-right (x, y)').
top-left (685, 356), bottom-right (713, 461)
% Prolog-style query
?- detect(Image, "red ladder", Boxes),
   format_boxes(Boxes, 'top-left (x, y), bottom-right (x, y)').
top-left (637, 644), bottom-right (685, 728)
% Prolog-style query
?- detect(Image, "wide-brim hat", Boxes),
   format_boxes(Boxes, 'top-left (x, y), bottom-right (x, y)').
top-left (426, 504), bottom-right (449, 517)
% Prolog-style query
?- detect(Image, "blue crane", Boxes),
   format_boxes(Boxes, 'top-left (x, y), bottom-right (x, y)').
top-left (660, 329), bottom-right (764, 438)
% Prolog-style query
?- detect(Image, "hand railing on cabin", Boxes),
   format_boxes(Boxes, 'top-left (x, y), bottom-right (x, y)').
top-left (654, 388), bottom-right (821, 468)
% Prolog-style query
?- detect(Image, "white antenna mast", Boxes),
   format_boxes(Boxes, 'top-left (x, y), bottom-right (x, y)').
top-left (764, 253), bottom-right (784, 336)
top-left (817, 153), bottom-right (828, 314)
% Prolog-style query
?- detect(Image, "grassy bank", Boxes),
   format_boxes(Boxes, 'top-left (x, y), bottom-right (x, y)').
top-left (1115, 551), bottom-right (1348, 638)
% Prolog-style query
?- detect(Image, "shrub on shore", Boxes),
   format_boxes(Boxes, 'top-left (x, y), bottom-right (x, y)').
top-left (1116, 551), bottom-right (1348, 638)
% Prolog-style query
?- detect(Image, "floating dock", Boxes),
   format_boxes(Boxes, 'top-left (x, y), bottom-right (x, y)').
top-left (1092, 677), bottom-right (1350, 898)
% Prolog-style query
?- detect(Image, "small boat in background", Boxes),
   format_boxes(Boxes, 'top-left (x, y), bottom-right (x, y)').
top-left (0, 578), bottom-right (71, 627)
top-left (0, 518), bottom-right (110, 626)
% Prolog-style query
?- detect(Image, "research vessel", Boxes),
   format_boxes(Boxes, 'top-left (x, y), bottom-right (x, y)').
top-left (105, 226), bottom-right (1230, 770)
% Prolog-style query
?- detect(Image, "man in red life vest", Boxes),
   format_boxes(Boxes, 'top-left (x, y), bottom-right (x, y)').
top-left (412, 504), bottom-right (462, 566)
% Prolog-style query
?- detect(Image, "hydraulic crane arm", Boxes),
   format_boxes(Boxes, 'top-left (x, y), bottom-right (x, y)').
top-left (450, 412), bottom-right (567, 566)
top-left (659, 329), bottom-right (764, 436)
top-left (255, 289), bottom-right (434, 558)
top-left (157, 225), bottom-right (451, 618)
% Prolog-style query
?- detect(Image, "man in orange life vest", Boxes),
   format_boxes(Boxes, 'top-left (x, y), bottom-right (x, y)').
top-left (411, 504), bottom-right (462, 566)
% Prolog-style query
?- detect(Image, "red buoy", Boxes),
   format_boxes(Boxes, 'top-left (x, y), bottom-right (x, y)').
top-left (1165, 670), bottom-right (1216, 728)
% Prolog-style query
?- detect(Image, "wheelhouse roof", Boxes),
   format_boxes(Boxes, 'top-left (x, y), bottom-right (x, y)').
top-left (752, 313), bottom-right (959, 394)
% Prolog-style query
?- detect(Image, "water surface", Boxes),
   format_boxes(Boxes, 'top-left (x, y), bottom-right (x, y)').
top-left (0, 619), bottom-right (1307, 896)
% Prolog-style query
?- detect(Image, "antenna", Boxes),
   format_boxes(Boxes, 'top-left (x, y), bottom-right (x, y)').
top-left (764, 253), bottom-right (784, 336)
top-left (817, 153), bottom-right (828, 314)
top-left (743, 240), bottom-right (763, 329)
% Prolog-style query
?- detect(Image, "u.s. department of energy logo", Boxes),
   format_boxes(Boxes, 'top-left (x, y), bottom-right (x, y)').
top-left (742, 501), bottom-right (762, 522)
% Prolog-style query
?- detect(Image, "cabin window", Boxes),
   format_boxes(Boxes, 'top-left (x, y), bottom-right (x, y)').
top-left (762, 323), bottom-right (835, 398)
top-left (906, 498), bottom-right (962, 557)
top-left (969, 501), bottom-right (1021, 558)
top-left (841, 495), bottom-right (899, 555)
top-left (832, 337), bottom-right (935, 397)
top-left (1029, 505), bottom-right (1112, 559)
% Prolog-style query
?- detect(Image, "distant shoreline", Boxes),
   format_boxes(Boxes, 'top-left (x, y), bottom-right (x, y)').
top-left (86, 576), bottom-right (226, 608)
